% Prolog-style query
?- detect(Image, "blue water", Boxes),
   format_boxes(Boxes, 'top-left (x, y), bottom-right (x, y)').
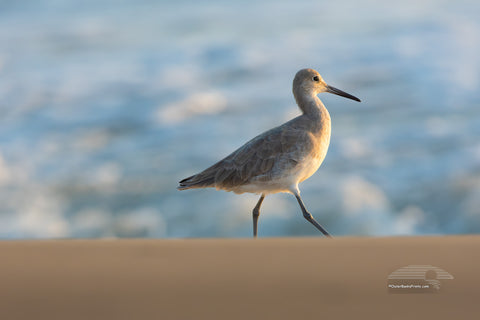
top-left (0, 0), bottom-right (479, 238)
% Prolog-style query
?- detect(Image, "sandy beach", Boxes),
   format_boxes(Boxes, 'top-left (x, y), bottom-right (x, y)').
top-left (0, 236), bottom-right (478, 320)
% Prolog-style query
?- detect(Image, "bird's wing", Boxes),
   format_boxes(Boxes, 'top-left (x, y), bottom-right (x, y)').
top-left (182, 124), bottom-right (313, 190)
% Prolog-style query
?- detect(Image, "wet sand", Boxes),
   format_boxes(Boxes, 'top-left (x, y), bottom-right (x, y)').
top-left (0, 236), bottom-right (478, 320)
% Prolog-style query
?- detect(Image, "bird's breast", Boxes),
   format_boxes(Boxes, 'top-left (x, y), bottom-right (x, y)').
top-left (298, 134), bottom-right (330, 182)
top-left (297, 116), bottom-right (331, 182)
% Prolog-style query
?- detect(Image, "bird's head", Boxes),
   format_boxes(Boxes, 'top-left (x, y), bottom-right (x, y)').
top-left (293, 68), bottom-right (361, 102)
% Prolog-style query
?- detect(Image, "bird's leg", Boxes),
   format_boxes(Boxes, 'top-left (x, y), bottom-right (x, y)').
top-left (252, 194), bottom-right (265, 238)
top-left (292, 191), bottom-right (331, 237)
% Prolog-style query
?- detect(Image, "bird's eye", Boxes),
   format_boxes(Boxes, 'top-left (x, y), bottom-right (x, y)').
top-left (313, 76), bottom-right (319, 82)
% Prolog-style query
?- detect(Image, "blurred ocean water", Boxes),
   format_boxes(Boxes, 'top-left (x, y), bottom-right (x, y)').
top-left (0, 0), bottom-right (479, 238)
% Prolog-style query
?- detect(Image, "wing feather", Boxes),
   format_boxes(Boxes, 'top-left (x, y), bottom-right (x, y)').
top-left (178, 124), bottom-right (313, 191)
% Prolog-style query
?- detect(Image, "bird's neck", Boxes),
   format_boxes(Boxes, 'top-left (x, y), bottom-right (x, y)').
top-left (295, 93), bottom-right (330, 121)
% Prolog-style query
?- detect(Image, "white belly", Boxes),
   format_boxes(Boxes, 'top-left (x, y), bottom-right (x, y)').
top-left (229, 152), bottom-right (328, 195)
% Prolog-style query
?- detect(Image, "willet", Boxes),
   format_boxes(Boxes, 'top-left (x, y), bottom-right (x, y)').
top-left (178, 68), bottom-right (361, 237)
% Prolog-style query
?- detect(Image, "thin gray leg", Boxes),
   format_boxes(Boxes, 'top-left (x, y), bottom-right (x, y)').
top-left (293, 193), bottom-right (331, 237)
top-left (252, 194), bottom-right (265, 238)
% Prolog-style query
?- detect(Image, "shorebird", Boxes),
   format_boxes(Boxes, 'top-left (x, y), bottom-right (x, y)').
top-left (178, 68), bottom-right (360, 237)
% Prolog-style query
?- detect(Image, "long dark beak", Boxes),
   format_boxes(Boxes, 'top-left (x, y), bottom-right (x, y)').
top-left (326, 85), bottom-right (361, 102)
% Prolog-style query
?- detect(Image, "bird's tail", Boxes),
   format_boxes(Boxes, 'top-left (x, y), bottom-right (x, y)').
top-left (177, 174), bottom-right (215, 191)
